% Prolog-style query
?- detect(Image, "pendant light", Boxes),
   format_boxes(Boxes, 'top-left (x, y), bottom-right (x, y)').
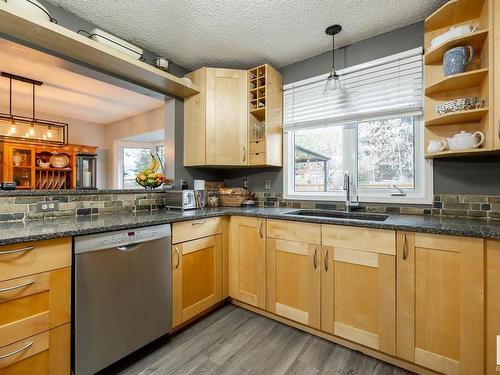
top-left (323, 24), bottom-right (343, 96)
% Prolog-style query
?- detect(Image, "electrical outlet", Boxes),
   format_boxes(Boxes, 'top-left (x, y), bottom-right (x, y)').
top-left (36, 201), bottom-right (59, 213)
top-left (265, 179), bottom-right (271, 190)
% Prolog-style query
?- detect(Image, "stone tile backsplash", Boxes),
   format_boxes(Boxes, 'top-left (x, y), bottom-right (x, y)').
top-left (0, 191), bottom-right (168, 221)
top-left (0, 188), bottom-right (499, 222)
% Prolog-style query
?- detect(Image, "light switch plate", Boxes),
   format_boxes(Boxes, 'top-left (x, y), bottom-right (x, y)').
top-left (36, 201), bottom-right (59, 213)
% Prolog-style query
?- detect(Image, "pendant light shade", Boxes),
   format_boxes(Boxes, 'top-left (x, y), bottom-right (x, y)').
top-left (323, 24), bottom-right (344, 96)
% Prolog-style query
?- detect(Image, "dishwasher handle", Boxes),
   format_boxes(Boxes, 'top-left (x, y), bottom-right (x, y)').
top-left (116, 243), bottom-right (142, 252)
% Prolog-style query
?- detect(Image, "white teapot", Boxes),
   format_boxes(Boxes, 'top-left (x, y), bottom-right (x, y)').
top-left (447, 130), bottom-right (484, 151)
top-left (427, 139), bottom-right (447, 153)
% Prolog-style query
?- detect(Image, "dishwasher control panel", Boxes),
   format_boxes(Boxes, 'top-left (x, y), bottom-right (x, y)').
top-left (74, 224), bottom-right (171, 254)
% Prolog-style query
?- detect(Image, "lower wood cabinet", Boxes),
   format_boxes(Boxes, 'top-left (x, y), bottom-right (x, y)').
top-left (397, 232), bottom-right (484, 375)
top-left (172, 234), bottom-right (222, 327)
top-left (229, 216), bottom-right (266, 308)
top-left (267, 238), bottom-right (320, 329)
top-left (0, 238), bottom-right (71, 375)
top-left (0, 323), bottom-right (70, 375)
top-left (321, 225), bottom-right (397, 355)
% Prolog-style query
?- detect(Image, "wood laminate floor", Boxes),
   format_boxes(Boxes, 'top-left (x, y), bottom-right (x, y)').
top-left (100, 305), bottom-right (413, 375)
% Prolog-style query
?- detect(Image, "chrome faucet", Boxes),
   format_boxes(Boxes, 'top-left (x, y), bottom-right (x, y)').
top-left (343, 171), bottom-right (359, 212)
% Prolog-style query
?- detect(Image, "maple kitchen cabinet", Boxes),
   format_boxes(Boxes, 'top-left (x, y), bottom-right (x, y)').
top-left (397, 231), bottom-right (484, 375)
top-left (321, 225), bottom-right (397, 355)
top-left (171, 218), bottom-right (223, 328)
top-left (0, 238), bottom-right (71, 374)
top-left (184, 67), bottom-right (248, 166)
top-left (266, 220), bottom-right (321, 328)
top-left (229, 216), bottom-right (266, 308)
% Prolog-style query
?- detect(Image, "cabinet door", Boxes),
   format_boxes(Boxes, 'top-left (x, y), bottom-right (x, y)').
top-left (495, 0), bottom-right (500, 149)
top-left (321, 246), bottom-right (396, 355)
top-left (229, 216), bottom-right (266, 308)
top-left (397, 232), bottom-right (484, 375)
top-left (172, 235), bottom-right (222, 327)
top-left (206, 68), bottom-right (248, 165)
top-left (267, 239), bottom-right (320, 328)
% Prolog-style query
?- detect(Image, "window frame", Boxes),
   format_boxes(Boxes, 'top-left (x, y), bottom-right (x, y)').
top-left (283, 115), bottom-right (433, 204)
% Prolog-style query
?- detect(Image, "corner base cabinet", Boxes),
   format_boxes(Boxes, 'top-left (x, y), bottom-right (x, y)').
top-left (172, 218), bottom-right (223, 328)
top-left (397, 232), bottom-right (484, 375)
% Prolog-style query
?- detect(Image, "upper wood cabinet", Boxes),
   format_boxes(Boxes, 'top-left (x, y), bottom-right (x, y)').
top-left (266, 220), bottom-right (321, 329)
top-left (247, 64), bottom-right (283, 167)
top-left (229, 216), bottom-right (266, 308)
top-left (184, 64), bottom-right (283, 167)
top-left (321, 225), bottom-right (397, 355)
top-left (184, 67), bottom-right (248, 166)
top-left (397, 231), bottom-right (484, 375)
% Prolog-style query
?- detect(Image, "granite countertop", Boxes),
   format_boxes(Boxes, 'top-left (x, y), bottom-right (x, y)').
top-left (0, 207), bottom-right (500, 246)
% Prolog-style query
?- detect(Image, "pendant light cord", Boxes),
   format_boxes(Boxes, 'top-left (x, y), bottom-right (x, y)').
top-left (332, 32), bottom-right (335, 72)
top-left (9, 78), bottom-right (12, 117)
top-left (32, 83), bottom-right (35, 121)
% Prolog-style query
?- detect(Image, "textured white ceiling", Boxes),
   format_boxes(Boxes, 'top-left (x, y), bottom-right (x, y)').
top-left (44, 0), bottom-right (445, 71)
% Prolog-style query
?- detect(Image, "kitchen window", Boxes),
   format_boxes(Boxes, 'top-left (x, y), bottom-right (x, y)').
top-left (283, 48), bottom-right (432, 203)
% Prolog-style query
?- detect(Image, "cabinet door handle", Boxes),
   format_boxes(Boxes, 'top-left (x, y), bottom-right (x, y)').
top-left (0, 279), bottom-right (34, 293)
top-left (0, 246), bottom-right (34, 256)
top-left (324, 249), bottom-right (328, 272)
top-left (0, 341), bottom-right (33, 360)
top-left (402, 233), bottom-right (408, 261)
top-left (243, 147), bottom-right (246, 163)
top-left (313, 247), bottom-right (318, 269)
top-left (497, 119), bottom-right (500, 139)
top-left (191, 221), bottom-right (207, 226)
top-left (259, 221), bottom-right (264, 239)
top-left (175, 247), bottom-right (180, 269)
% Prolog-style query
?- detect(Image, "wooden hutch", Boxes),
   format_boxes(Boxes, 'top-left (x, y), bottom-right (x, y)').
top-left (0, 141), bottom-right (96, 190)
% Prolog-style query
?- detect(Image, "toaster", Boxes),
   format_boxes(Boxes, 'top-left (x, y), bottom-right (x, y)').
top-left (165, 190), bottom-right (197, 210)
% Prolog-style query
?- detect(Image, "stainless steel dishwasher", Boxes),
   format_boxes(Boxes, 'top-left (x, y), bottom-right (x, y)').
top-left (74, 224), bottom-right (172, 375)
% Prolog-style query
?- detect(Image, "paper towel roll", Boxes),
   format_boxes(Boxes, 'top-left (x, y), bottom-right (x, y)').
top-left (194, 179), bottom-right (205, 190)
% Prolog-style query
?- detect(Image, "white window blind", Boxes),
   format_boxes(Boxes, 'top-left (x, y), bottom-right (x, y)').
top-left (283, 48), bottom-right (423, 131)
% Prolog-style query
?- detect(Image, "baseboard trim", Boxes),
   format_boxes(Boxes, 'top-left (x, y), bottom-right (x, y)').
top-left (229, 299), bottom-right (439, 375)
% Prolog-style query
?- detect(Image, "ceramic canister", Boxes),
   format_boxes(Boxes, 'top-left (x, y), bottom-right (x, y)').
top-left (443, 46), bottom-right (474, 77)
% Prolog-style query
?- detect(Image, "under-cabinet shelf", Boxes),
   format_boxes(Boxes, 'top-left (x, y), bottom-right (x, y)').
top-left (425, 68), bottom-right (489, 96)
top-left (425, 147), bottom-right (493, 159)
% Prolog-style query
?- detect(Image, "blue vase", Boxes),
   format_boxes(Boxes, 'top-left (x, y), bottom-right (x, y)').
top-left (443, 46), bottom-right (474, 77)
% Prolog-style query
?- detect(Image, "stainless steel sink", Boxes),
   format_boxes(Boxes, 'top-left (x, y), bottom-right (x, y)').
top-left (283, 209), bottom-right (389, 222)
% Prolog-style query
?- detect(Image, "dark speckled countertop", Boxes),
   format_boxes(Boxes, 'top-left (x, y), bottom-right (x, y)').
top-left (0, 207), bottom-right (500, 246)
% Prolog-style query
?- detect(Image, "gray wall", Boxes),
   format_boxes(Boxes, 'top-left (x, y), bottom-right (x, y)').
top-left (434, 156), bottom-right (500, 195)
top-left (224, 22), bottom-right (425, 192)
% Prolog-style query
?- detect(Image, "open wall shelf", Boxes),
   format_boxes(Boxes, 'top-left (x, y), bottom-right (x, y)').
top-left (423, 0), bottom-right (498, 159)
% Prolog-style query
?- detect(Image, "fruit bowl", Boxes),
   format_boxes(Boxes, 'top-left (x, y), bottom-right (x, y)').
top-left (135, 152), bottom-right (165, 189)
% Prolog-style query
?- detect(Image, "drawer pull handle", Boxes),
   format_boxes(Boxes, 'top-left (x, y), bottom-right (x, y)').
top-left (324, 249), bottom-right (329, 272)
top-left (0, 280), bottom-right (34, 293)
top-left (402, 233), bottom-right (408, 260)
top-left (192, 221), bottom-right (207, 226)
top-left (0, 341), bottom-right (33, 360)
top-left (313, 247), bottom-right (318, 269)
top-left (0, 246), bottom-right (34, 256)
top-left (175, 247), bottom-right (180, 269)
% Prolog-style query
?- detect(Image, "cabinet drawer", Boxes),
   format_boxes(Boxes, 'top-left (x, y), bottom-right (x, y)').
top-left (322, 225), bottom-right (395, 255)
top-left (0, 238), bottom-right (71, 282)
top-left (0, 268), bottom-right (70, 348)
top-left (249, 141), bottom-right (266, 153)
top-left (267, 220), bottom-right (321, 244)
top-left (173, 217), bottom-right (223, 244)
top-left (249, 152), bottom-right (266, 165)
top-left (0, 323), bottom-right (70, 374)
